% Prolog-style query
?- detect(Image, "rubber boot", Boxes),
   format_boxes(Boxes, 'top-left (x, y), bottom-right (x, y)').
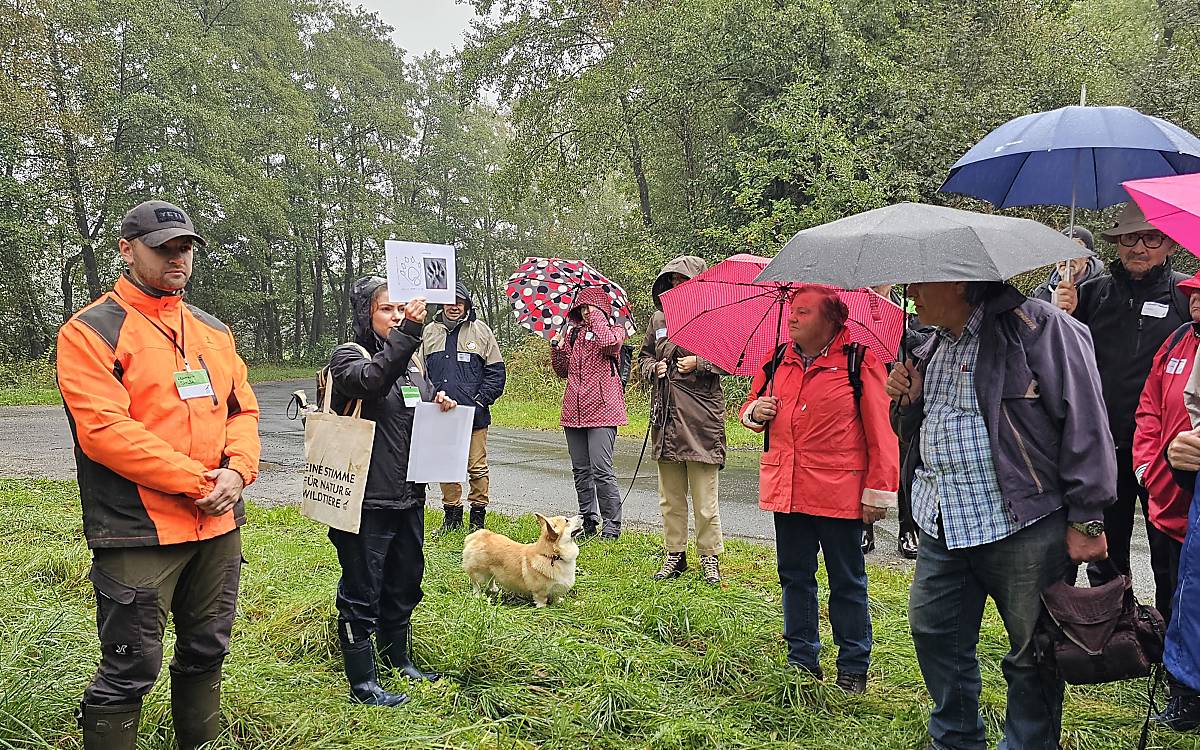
top-left (171, 668), bottom-right (222, 750)
top-left (440, 505), bottom-right (463, 532)
top-left (341, 636), bottom-right (409, 706)
top-left (469, 506), bottom-right (486, 532)
top-left (378, 623), bottom-right (440, 682)
top-left (78, 701), bottom-right (141, 750)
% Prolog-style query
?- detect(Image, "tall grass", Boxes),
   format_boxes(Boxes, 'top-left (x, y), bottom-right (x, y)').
top-left (0, 478), bottom-right (1184, 749)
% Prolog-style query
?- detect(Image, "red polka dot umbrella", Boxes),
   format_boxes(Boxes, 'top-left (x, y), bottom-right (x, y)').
top-left (505, 257), bottom-right (637, 339)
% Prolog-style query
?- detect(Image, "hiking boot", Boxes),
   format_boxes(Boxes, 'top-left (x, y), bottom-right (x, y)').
top-left (699, 555), bottom-right (721, 585)
top-left (171, 668), bottom-right (222, 750)
top-left (898, 529), bottom-right (919, 559)
top-left (835, 671), bottom-right (868, 694)
top-left (580, 520), bottom-right (599, 540)
top-left (653, 551), bottom-right (687, 580)
top-left (1154, 694), bottom-right (1200, 733)
top-left (341, 637), bottom-right (409, 707)
top-left (440, 505), bottom-right (463, 532)
top-left (861, 523), bottom-right (876, 555)
top-left (78, 701), bottom-right (141, 750)
top-left (469, 506), bottom-right (486, 532)
top-left (378, 623), bottom-right (440, 682)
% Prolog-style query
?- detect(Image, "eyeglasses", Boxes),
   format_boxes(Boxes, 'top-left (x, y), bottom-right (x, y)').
top-left (1118, 232), bottom-right (1168, 249)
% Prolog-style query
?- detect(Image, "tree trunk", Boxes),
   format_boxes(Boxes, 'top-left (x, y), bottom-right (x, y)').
top-left (618, 93), bottom-right (653, 228)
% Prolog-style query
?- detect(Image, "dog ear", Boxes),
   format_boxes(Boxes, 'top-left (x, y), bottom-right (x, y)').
top-left (536, 513), bottom-right (560, 541)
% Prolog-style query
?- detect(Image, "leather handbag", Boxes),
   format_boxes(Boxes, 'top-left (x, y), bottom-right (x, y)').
top-left (1033, 562), bottom-right (1165, 685)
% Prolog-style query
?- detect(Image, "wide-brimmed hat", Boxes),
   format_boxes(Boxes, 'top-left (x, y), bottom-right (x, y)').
top-left (1179, 272), bottom-right (1200, 295)
top-left (120, 200), bottom-right (207, 247)
top-left (1101, 201), bottom-right (1158, 239)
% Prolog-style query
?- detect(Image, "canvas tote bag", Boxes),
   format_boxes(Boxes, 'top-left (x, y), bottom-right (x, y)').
top-left (301, 346), bottom-right (375, 533)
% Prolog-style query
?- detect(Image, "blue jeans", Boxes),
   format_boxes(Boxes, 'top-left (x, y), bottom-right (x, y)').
top-left (909, 510), bottom-right (1070, 750)
top-left (774, 512), bottom-right (872, 674)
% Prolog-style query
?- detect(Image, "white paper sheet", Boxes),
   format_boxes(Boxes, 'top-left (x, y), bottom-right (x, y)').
top-left (385, 240), bottom-right (457, 305)
top-left (406, 402), bottom-right (476, 483)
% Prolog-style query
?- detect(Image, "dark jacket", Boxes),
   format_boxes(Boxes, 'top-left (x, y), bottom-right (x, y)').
top-left (1030, 256), bottom-right (1103, 303)
top-left (422, 282), bottom-right (506, 431)
top-left (894, 286), bottom-right (1117, 525)
top-left (328, 277), bottom-right (434, 511)
top-left (1072, 260), bottom-right (1190, 448)
top-left (1165, 491), bottom-right (1200, 692)
top-left (637, 256), bottom-right (727, 466)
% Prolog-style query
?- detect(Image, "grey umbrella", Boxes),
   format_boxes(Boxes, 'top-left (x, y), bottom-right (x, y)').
top-left (754, 202), bottom-right (1093, 287)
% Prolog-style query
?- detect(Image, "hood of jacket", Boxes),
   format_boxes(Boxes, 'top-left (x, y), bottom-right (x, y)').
top-left (436, 281), bottom-right (477, 326)
top-left (350, 275), bottom-right (388, 353)
top-left (567, 286), bottom-right (613, 322)
top-left (1043, 255), bottom-right (1103, 292)
top-left (652, 256), bottom-right (707, 309)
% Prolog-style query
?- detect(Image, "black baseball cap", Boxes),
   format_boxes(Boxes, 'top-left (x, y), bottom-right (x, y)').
top-left (120, 200), bottom-right (207, 248)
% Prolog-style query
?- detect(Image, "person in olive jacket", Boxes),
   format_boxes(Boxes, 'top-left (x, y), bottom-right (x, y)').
top-left (638, 256), bottom-right (727, 584)
top-left (326, 276), bottom-right (456, 707)
top-left (1058, 201), bottom-right (1188, 603)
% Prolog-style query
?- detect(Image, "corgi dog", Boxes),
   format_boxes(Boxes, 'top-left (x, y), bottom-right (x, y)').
top-left (462, 514), bottom-right (584, 607)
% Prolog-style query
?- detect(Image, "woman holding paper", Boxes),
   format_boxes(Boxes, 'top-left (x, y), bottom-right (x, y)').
top-left (550, 286), bottom-right (629, 539)
top-left (325, 276), bottom-right (456, 707)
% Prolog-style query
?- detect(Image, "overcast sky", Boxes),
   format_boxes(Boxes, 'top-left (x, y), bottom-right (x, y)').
top-left (351, 0), bottom-right (478, 58)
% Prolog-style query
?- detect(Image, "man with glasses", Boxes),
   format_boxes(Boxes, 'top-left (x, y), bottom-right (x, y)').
top-left (1059, 201), bottom-right (1186, 606)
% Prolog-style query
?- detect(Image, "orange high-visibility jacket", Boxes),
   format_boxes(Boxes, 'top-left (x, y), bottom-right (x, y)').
top-left (57, 273), bottom-right (260, 548)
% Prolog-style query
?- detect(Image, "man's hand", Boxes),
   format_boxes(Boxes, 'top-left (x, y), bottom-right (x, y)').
top-left (1067, 527), bottom-right (1108, 564)
top-left (676, 356), bottom-right (699, 375)
top-left (434, 391), bottom-right (457, 412)
top-left (751, 396), bottom-right (780, 423)
top-left (655, 360), bottom-right (668, 378)
top-left (885, 360), bottom-right (923, 405)
top-left (197, 468), bottom-right (244, 517)
top-left (404, 297), bottom-right (428, 324)
top-left (862, 504), bottom-right (887, 524)
top-left (1168, 428), bottom-right (1200, 471)
top-left (1053, 278), bottom-right (1078, 314)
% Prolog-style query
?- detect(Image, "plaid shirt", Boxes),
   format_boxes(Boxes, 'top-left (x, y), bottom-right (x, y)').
top-left (911, 306), bottom-right (1037, 549)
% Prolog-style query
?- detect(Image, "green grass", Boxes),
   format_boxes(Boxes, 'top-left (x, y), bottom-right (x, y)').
top-left (0, 478), bottom-right (1185, 749)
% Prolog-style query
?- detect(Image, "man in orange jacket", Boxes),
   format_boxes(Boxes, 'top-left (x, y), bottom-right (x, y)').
top-left (57, 200), bottom-right (260, 750)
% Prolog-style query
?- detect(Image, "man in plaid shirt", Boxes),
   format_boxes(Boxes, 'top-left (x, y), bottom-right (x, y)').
top-left (888, 281), bottom-right (1115, 750)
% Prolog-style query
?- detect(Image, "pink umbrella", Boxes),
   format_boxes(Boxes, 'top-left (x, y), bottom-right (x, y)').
top-left (659, 253), bottom-right (904, 376)
top-left (1123, 173), bottom-right (1200, 256)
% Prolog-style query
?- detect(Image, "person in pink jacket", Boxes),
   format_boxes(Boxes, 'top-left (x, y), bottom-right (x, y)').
top-left (740, 285), bottom-right (899, 693)
top-left (551, 286), bottom-right (629, 538)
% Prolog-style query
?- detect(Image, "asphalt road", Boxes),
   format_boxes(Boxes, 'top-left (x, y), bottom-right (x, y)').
top-left (0, 378), bottom-right (1155, 594)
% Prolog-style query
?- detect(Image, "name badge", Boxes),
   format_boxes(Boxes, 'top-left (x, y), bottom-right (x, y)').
top-left (655, 327), bottom-right (668, 340)
top-left (457, 352), bottom-right (471, 363)
top-left (401, 385), bottom-right (421, 407)
top-left (1142, 301), bottom-right (1169, 318)
top-left (585, 331), bottom-right (595, 340)
top-left (174, 369), bottom-right (215, 401)
top-left (1168, 357), bottom-right (1189, 375)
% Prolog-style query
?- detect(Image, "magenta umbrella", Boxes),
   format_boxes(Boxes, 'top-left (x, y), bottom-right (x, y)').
top-left (659, 254), bottom-right (904, 376)
top-left (1123, 173), bottom-right (1200, 256)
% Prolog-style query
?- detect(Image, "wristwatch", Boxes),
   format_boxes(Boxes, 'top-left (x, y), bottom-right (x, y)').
top-left (1069, 520), bottom-right (1105, 537)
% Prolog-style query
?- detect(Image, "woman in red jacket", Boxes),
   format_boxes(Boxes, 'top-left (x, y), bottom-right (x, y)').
top-left (1134, 271), bottom-right (1200, 727)
top-left (551, 286), bottom-right (629, 538)
top-left (740, 285), bottom-right (899, 693)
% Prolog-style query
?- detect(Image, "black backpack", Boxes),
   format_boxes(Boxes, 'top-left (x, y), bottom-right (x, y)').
top-left (755, 342), bottom-right (866, 410)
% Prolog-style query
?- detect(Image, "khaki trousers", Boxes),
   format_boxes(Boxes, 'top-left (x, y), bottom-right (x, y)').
top-left (441, 427), bottom-right (490, 508)
top-left (657, 460), bottom-right (723, 555)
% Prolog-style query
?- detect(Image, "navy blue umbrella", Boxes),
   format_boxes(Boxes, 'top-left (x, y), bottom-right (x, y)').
top-left (941, 105), bottom-right (1200, 210)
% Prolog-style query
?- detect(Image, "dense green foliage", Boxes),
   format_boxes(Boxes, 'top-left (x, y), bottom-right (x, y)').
top-left (2, 0), bottom-right (1198, 363)
top-left (2, 477), bottom-right (1191, 748)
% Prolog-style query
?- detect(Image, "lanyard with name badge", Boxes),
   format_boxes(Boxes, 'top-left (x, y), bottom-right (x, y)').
top-left (115, 292), bottom-right (217, 403)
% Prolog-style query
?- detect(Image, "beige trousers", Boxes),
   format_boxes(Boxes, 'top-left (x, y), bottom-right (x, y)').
top-left (657, 460), bottom-right (723, 555)
top-left (441, 428), bottom-right (490, 508)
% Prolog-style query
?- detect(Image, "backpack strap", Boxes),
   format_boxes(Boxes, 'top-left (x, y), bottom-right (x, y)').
top-left (755, 343), bottom-right (790, 398)
top-left (844, 342), bottom-right (865, 413)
